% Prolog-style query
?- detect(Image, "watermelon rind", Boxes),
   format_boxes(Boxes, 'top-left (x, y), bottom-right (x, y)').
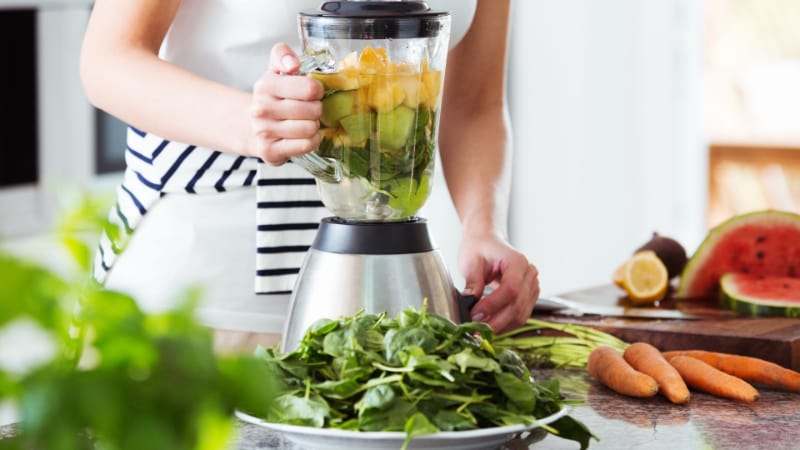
top-left (677, 209), bottom-right (800, 299)
top-left (719, 273), bottom-right (800, 318)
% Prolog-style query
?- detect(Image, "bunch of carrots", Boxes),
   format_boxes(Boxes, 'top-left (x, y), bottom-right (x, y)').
top-left (587, 343), bottom-right (800, 404)
top-left (495, 319), bottom-right (800, 404)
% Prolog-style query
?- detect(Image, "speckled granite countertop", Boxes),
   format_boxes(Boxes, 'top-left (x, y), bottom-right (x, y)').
top-left (3, 369), bottom-right (799, 450)
top-left (228, 369), bottom-right (800, 450)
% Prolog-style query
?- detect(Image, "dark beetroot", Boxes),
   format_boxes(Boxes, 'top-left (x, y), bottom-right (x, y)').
top-left (635, 232), bottom-right (688, 279)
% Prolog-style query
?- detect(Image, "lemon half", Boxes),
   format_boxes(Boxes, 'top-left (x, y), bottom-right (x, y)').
top-left (616, 250), bottom-right (669, 304)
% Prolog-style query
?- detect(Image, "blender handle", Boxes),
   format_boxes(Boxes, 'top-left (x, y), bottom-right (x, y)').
top-left (456, 292), bottom-right (480, 324)
top-left (286, 48), bottom-right (341, 184)
top-left (290, 153), bottom-right (341, 184)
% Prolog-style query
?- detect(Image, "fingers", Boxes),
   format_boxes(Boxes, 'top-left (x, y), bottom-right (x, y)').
top-left (269, 42), bottom-right (300, 74)
top-left (251, 117), bottom-right (320, 141)
top-left (462, 260), bottom-right (489, 316)
top-left (471, 260), bottom-right (539, 333)
top-left (253, 132), bottom-right (322, 166)
top-left (249, 42), bottom-right (325, 163)
top-left (251, 98), bottom-right (322, 122)
top-left (253, 75), bottom-right (324, 103)
top-left (262, 43), bottom-right (323, 99)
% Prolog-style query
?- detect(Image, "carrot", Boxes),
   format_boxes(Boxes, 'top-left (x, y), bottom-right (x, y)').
top-left (666, 355), bottom-right (760, 402)
top-left (663, 350), bottom-right (800, 394)
top-left (587, 345), bottom-right (658, 398)
top-left (623, 342), bottom-right (690, 404)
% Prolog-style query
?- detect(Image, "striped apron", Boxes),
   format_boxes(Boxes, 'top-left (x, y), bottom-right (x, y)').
top-left (93, 126), bottom-right (327, 301)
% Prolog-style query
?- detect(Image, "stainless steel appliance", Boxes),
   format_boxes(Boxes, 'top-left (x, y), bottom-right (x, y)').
top-left (281, 1), bottom-right (465, 351)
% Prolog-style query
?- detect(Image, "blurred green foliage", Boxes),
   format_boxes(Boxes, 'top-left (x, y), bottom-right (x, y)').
top-left (0, 191), bottom-right (277, 450)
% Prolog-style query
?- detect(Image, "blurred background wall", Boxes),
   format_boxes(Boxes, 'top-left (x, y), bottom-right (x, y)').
top-left (427, 0), bottom-right (706, 295)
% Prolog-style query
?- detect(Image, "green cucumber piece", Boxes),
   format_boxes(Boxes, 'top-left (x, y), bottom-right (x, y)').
top-left (376, 106), bottom-right (415, 150)
top-left (321, 91), bottom-right (354, 127)
top-left (339, 111), bottom-right (375, 145)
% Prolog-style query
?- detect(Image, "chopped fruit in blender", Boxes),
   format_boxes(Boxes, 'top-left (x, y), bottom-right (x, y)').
top-left (320, 91), bottom-right (354, 127)
top-left (421, 70), bottom-right (442, 105)
top-left (387, 175), bottom-right (430, 218)
top-left (368, 80), bottom-right (406, 112)
top-left (376, 106), bottom-right (415, 149)
top-left (394, 75), bottom-right (429, 109)
top-left (339, 111), bottom-right (374, 145)
top-left (358, 46), bottom-right (388, 73)
top-left (310, 71), bottom-right (360, 91)
top-left (310, 45), bottom-right (444, 220)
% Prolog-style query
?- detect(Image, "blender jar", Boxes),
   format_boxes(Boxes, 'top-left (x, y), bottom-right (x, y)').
top-left (297, 1), bottom-right (451, 221)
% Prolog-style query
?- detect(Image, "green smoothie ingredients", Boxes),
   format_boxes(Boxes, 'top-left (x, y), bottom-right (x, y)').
top-left (309, 46), bottom-right (440, 220)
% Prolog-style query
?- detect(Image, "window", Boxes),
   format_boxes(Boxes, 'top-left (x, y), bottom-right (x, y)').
top-left (704, 0), bottom-right (800, 226)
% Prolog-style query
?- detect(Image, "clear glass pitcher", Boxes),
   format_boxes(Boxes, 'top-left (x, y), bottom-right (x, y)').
top-left (292, 1), bottom-right (451, 221)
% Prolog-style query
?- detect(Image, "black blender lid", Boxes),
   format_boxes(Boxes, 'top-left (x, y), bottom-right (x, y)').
top-left (300, 1), bottom-right (449, 39)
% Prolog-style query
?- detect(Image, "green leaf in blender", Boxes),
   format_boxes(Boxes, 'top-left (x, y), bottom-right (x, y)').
top-left (321, 90), bottom-right (355, 127)
top-left (411, 107), bottom-right (431, 145)
top-left (341, 145), bottom-right (370, 179)
top-left (376, 105), bottom-right (416, 150)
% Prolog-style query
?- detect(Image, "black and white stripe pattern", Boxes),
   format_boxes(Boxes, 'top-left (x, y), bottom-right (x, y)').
top-left (93, 126), bottom-right (326, 295)
top-left (255, 163), bottom-right (326, 293)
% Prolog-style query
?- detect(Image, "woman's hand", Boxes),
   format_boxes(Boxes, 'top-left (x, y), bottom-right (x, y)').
top-left (459, 232), bottom-right (540, 333)
top-left (248, 43), bottom-right (325, 165)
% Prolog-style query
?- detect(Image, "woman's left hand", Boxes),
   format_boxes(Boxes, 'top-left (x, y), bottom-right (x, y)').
top-left (459, 232), bottom-right (539, 333)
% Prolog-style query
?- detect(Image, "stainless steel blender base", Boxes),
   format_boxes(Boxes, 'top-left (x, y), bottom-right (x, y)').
top-left (280, 218), bottom-right (460, 352)
top-left (282, 248), bottom-right (457, 351)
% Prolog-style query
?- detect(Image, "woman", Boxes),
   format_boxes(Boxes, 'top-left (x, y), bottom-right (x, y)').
top-left (80, 0), bottom-right (538, 352)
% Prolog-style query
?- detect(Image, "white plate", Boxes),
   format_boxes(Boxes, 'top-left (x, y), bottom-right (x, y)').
top-left (235, 406), bottom-right (569, 450)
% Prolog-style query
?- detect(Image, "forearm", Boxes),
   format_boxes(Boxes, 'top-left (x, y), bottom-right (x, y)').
top-left (438, 0), bottom-right (513, 240)
top-left (439, 104), bottom-right (513, 240)
top-left (80, 0), bottom-right (252, 156)
top-left (81, 50), bottom-right (252, 155)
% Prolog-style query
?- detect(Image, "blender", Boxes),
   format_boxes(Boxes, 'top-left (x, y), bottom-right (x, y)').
top-left (282, 1), bottom-right (470, 351)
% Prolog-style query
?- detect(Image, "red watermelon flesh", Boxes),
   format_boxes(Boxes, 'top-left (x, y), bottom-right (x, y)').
top-left (723, 273), bottom-right (800, 302)
top-left (677, 210), bottom-right (800, 299)
top-left (720, 273), bottom-right (800, 317)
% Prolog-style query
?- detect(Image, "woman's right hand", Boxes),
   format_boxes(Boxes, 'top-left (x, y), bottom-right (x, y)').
top-left (249, 43), bottom-right (325, 165)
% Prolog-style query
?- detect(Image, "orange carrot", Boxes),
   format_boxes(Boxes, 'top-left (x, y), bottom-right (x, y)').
top-left (623, 342), bottom-right (690, 404)
top-left (662, 350), bottom-right (800, 394)
top-left (666, 355), bottom-right (760, 402)
top-left (588, 345), bottom-right (659, 398)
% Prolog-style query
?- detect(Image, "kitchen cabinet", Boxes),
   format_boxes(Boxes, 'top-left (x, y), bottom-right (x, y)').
top-left (708, 140), bottom-right (800, 228)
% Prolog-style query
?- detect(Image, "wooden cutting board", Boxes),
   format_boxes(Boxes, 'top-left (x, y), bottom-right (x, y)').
top-left (533, 284), bottom-right (800, 370)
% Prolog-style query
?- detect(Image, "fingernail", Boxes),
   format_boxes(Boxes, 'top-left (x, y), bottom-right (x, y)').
top-left (281, 55), bottom-right (298, 71)
top-left (471, 312), bottom-right (486, 322)
top-left (462, 287), bottom-right (475, 296)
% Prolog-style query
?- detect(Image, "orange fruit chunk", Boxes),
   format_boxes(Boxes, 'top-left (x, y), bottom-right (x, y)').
top-left (368, 79), bottom-right (406, 112)
top-left (618, 250), bottom-right (669, 304)
top-left (359, 46), bottom-right (388, 74)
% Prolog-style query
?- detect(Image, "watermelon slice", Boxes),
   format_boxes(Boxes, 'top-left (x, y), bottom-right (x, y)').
top-left (677, 210), bottom-right (800, 299)
top-left (720, 273), bottom-right (800, 317)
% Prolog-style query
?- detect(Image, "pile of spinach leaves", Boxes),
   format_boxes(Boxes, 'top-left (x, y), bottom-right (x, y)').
top-left (251, 306), bottom-right (595, 449)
